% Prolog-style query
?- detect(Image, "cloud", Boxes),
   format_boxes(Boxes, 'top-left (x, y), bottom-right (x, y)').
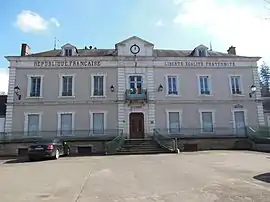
top-left (50, 17), bottom-right (60, 27)
top-left (15, 10), bottom-right (60, 33)
top-left (173, 0), bottom-right (270, 62)
top-left (155, 20), bottom-right (164, 27)
top-left (0, 68), bottom-right (8, 94)
top-left (173, 0), bottom-right (184, 5)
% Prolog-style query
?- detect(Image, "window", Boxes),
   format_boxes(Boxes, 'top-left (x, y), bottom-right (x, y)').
top-left (129, 76), bottom-right (143, 94)
top-left (59, 75), bottom-right (75, 97)
top-left (200, 111), bottom-right (214, 132)
top-left (167, 75), bottom-right (179, 95)
top-left (166, 110), bottom-right (181, 133)
top-left (24, 113), bottom-right (42, 136)
top-left (90, 111), bottom-right (107, 135)
top-left (64, 49), bottom-right (72, 56)
top-left (94, 76), bottom-right (104, 96)
top-left (27, 75), bottom-right (43, 97)
top-left (91, 74), bottom-right (106, 97)
top-left (233, 110), bottom-right (246, 135)
top-left (93, 113), bottom-right (104, 134)
top-left (230, 76), bottom-right (242, 95)
top-left (57, 112), bottom-right (75, 136)
top-left (199, 76), bottom-right (211, 95)
top-left (198, 49), bottom-right (206, 57)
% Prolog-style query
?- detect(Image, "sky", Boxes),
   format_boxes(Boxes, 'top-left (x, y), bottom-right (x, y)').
top-left (0, 0), bottom-right (270, 93)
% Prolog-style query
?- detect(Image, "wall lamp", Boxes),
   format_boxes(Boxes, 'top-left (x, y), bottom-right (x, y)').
top-left (158, 84), bottom-right (163, 92)
top-left (110, 85), bottom-right (115, 92)
top-left (14, 86), bottom-right (21, 100)
top-left (249, 85), bottom-right (256, 98)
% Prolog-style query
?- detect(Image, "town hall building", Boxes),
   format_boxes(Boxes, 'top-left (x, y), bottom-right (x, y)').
top-left (4, 36), bottom-right (264, 139)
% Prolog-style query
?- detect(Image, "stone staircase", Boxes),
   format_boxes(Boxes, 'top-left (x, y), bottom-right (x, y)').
top-left (116, 139), bottom-right (174, 155)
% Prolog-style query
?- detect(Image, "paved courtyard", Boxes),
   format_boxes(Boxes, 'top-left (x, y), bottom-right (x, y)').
top-left (1, 151), bottom-right (270, 202)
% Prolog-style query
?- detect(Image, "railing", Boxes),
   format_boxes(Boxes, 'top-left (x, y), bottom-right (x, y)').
top-left (153, 129), bottom-right (176, 152)
top-left (106, 130), bottom-right (125, 154)
top-left (154, 127), bottom-right (248, 138)
top-left (125, 89), bottom-right (147, 101)
top-left (246, 126), bottom-right (270, 143)
top-left (0, 129), bottom-right (122, 143)
top-left (0, 132), bottom-right (4, 142)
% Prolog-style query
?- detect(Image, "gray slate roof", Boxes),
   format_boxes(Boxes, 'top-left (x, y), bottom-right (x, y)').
top-left (27, 48), bottom-right (251, 58)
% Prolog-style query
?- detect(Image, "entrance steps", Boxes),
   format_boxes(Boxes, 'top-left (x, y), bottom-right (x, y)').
top-left (116, 139), bottom-right (174, 155)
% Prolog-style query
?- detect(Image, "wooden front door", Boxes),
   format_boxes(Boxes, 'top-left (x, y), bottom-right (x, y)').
top-left (129, 113), bottom-right (144, 139)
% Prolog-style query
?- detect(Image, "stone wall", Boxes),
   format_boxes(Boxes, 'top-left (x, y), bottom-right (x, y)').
top-left (177, 138), bottom-right (254, 151)
top-left (0, 138), bottom-right (260, 157)
top-left (0, 141), bottom-right (108, 157)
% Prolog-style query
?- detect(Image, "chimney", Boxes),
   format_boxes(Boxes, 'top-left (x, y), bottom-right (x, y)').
top-left (227, 46), bottom-right (236, 55)
top-left (21, 43), bottom-right (31, 56)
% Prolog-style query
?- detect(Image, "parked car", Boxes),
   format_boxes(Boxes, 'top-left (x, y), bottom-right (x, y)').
top-left (27, 138), bottom-right (70, 161)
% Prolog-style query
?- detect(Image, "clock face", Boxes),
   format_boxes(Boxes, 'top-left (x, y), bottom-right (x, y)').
top-left (130, 44), bottom-right (140, 54)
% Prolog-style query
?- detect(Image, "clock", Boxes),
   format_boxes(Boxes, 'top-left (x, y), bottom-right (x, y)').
top-left (130, 44), bottom-right (140, 55)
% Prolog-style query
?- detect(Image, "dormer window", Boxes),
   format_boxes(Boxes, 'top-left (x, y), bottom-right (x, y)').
top-left (192, 44), bottom-right (209, 57)
top-left (64, 49), bottom-right (72, 56)
top-left (198, 49), bottom-right (207, 57)
top-left (61, 43), bottom-right (76, 57)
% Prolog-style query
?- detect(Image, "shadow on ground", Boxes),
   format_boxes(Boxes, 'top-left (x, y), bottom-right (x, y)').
top-left (4, 158), bottom-right (32, 164)
top-left (253, 173), bottom-right (270, 183)
top-left (2, 154), bottom-right (107, 164)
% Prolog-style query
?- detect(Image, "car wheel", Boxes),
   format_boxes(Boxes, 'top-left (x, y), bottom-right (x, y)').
top-left (54, 149), bottom-right (60, 160)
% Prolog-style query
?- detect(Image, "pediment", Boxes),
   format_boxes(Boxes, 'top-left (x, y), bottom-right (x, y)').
top-left (195, 44), bottom-right (208, 50)
top-left (115, 36), bottom-right (154, 56)
top-left (61, 43), bottom-right (76, 49)
top-left (116, 36), bottom-right (154, 47)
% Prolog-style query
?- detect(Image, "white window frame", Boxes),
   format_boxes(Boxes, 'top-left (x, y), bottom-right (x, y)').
top-left (165, 109), bottom-right (182, 134)
top-left (231, 109), bottom-right (248, 131)
top-left (90, 73), bottom-right (107, 97)
top-left (195, 48), bottom-right (208, 57)
top-left (26, 75), bottom-right (44, 98)
top-left (24, 112), bottom-right (43, 135)
top-left (58, 74), bottom-right (75, 98)
top-left (57, 112), bottom-right (75, 136)
top-left (89, 110), bottom-right (107, 135)
top-left (64, 48), bottom-right (73, 56)
top-left (128, 75), bottom-right (143, 88)
top-left (199, 109), bottom-right (216, 133)
top-left (197, 75), bottom-right (212, 96)
top-left (165, 74), bottom-right (180, 96)
top-left (61, 44), bottom-right (76, 56)
top-left (126, 74), bottom-right (146, 89)
top-left (229, 75), bottom-right (244, 96)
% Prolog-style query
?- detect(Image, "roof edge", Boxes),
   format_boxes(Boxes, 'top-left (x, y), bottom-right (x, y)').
top-left (116, 36), bottom-right (154, 46)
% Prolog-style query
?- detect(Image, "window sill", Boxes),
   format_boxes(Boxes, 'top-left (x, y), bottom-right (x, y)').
top-left (25, 96), bottom-right (43, 99)
top-left (58, 96), bottom-right (76, 99)
top-left (165, 94), bottom-right (180, 97)
top-left (231, 94), bottom-right (245, 97)
top-left (90, 95), bottom-right (107, 98)
top-left (89, 133), bottom-right (106, 136)
top-left (200, 131), bottom-right (214, 133)
top-left (57, 133), bottom-right (75, 137)
top-left (23, 132), bottom-right (41, 137)
top-left (198, 94), bottom-right (213, 96)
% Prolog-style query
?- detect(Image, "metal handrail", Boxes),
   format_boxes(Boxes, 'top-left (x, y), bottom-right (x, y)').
top-left (153, 127), bottom-right (248, 138)
top-left (152, 129), bottom-right (175, 152)
top-left (106, 130), bottom-right (125, 154)
top-left (0, 129), bottom-right (122, 143)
